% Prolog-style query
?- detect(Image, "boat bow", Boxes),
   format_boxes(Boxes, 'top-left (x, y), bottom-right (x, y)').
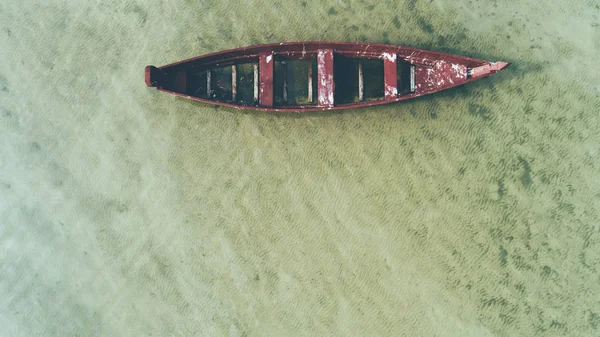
top-left (468, 61), bottom-right (511, 78)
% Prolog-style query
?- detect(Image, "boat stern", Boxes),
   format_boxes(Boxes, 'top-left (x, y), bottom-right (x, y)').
top-left (145, 66), bottom-right (163, 87)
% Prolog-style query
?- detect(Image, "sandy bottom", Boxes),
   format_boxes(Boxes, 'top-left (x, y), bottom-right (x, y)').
top-left (0, 0), bottom-right (599, 336)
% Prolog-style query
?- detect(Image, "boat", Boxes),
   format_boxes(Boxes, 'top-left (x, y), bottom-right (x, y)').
top-left (145, 41), bottom-right (510, 112)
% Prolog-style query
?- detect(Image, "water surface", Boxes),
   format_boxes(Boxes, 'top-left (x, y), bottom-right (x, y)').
top-left (0, 0), bottom-right (599, 336)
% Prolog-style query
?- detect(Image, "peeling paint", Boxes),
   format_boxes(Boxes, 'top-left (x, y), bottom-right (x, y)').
top-left (385, 86), bottom-right (398, 97)
top-left (451, 63), bottom-right (467, 79)
top-left (266, 55), bottom-right (272, 63)
top-left (382, 52), bottom-right (396, 62)
top-left (383, 53), bottom-right (398, 99)
top-left (317, 49), bottom-right (335, 106)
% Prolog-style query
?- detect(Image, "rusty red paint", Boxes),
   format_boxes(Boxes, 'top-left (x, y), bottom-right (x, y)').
top-left (259, 52), bottom-right (274, 107)
top-left (146, 41), bottom-right (510, 112)
top-left (317, 49), bottom-right (335, 107)
top-left (383, 53), bottom-right (397, 100)
top-left (469, 61), bottom-right (510, 78)
top-left (415, 60), bottom-right (468, 93)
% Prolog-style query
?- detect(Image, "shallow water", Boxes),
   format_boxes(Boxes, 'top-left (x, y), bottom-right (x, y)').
top-left (1, 0), bottom-right (599, 336)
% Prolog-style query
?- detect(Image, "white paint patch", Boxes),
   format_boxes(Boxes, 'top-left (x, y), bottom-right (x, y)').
top-left (266, 55), bottom-right (272, 63)
top-left (382, 52), bottom-right (396, 62)
top-left (385, 86), bottom-right (398, 97)
top-left (452, 63), bottom-right (467, 79)
top-left (318, 51), bottom-right (325, 63)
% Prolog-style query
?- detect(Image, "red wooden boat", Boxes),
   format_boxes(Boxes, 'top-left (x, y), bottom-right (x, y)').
top-left (145, 41), bottom-right (509, 112)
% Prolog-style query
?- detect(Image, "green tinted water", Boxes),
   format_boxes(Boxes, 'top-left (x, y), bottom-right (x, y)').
top-left (0, 0), bottom-right (599, 336)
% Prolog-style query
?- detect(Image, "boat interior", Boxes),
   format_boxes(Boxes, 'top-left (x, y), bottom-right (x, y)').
top-left (159, 50), bottom-right (421, 109)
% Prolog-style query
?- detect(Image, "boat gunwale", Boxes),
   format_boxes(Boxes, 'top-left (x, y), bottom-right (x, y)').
top-left (156, 41), bottom-right (488, 70)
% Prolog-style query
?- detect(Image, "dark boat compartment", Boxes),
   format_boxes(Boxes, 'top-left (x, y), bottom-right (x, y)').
top-left (187, 70), bottom-right (208, 98)
top-left (186, 59), bottom-right (259, 105)
top-left (362, 59), bottom-right (384, 101)
top-left (334, 55), bottom-right (360, 104)
top-left (211, 66), bottom-right (233, 101)
top-left (397, 58), bottom-right (413, 95)
top-left (235, 63), bottom-right (257, 105)
top-left (334, 55), bottom-right (385, 103)
top-left (273, 56), bottom-right (318, 106)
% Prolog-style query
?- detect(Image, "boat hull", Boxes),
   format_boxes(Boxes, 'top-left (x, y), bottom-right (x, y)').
top-left (145, 41), bottom-right (509, 112)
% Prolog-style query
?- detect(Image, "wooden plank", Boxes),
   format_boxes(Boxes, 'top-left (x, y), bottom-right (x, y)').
top-left (282, 62), bottom-right (288, 104)
top-left (383, 53), bottom-right (398, 100)
top-left (253, 64), bottom-right (259, 103)
top-left (259, 52), bottom-right (274, 107)
top-left (231, 65), bottom-right (237, 101)
top-left (307, 65), bottom-right (313, 103)
top-left (317, 49), bottom-right (334, 107)
top-left (358, 60), bottom-right (364, 101)
top-left (410, 65), bottom-right (416, 92)
top-left (206, 70), bottom-right (211, 98)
